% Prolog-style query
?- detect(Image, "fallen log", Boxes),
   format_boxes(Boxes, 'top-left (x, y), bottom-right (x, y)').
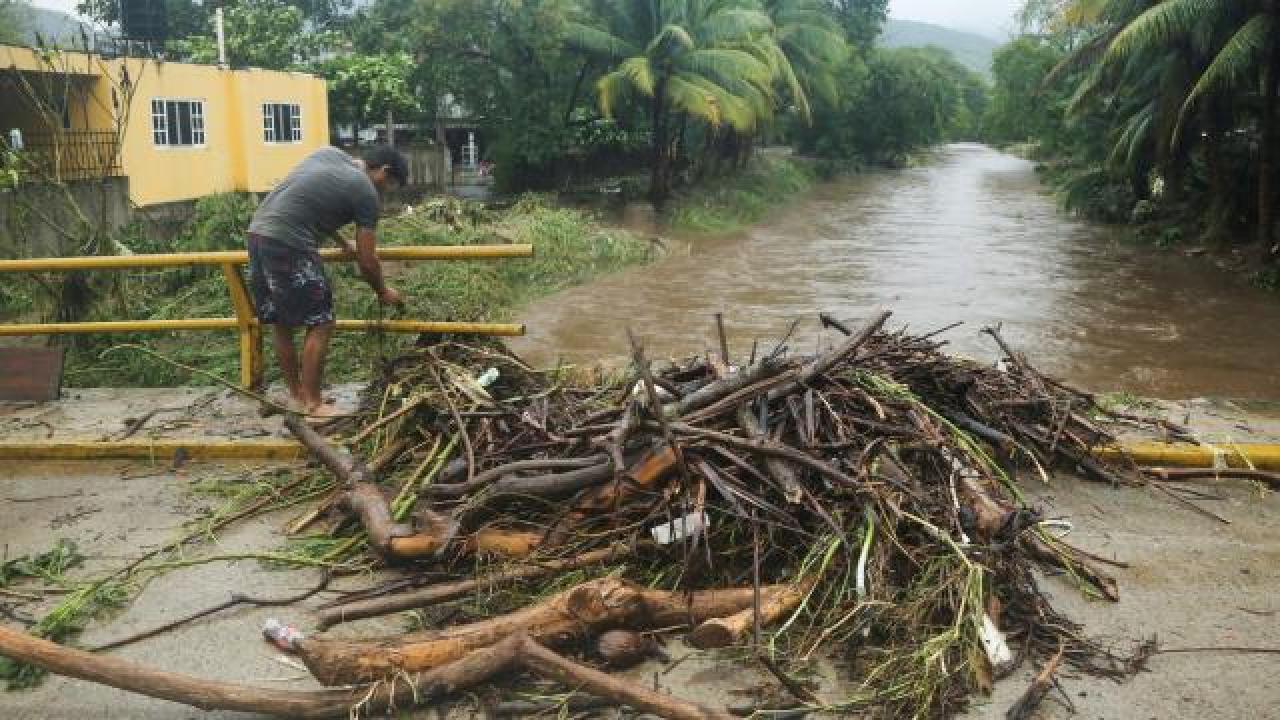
top-left (0, 624), bottom-right (522, 719)
top-left (298, 578), bottom-right (774, 685)
top-left (315, 545), bottom-right (632, 629)
top-left (0, 625), bottom-right (731, 720)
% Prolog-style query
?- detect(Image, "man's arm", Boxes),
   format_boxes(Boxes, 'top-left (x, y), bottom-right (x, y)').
top-left (355, 227), bottom-right (403, 305)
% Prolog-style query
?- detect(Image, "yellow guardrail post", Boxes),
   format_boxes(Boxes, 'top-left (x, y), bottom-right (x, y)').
top-left (220, 263), bottom-right (264, 389)
top-left (0, 244), bottom-right (534, 388)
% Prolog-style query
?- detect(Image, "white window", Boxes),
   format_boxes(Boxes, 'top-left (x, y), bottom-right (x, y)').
top-left (263, 103), bottom-right (302, 143)
top-left (151, 99), bottom-right (205, 147)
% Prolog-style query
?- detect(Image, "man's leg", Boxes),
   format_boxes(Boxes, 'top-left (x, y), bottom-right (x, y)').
top-left (299, 322), bottom-right (336, 414)
top-left (271, 324), bottom-right (302, 405)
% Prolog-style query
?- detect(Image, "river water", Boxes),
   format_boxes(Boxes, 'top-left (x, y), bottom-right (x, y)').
top-left (510, 144), bottom-right (1280, 400)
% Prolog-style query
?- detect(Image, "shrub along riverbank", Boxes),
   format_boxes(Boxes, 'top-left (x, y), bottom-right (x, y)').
top-left (667, 155), bottom-right (817, 234)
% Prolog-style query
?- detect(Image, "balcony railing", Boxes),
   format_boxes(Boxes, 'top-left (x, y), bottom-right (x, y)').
top-left (7, 131), bottom-right (122, 182)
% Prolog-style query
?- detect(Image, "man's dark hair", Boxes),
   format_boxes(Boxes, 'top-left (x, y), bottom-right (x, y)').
top-left (364, 145), bottom-right (409, 186)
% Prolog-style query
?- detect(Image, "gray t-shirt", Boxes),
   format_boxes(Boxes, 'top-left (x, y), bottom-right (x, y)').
top-left (248, 146), bottom-right (379, 251)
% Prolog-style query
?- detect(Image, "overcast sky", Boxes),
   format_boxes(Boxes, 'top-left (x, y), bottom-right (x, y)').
top-left (28, 0), bottom-right (1023, 40)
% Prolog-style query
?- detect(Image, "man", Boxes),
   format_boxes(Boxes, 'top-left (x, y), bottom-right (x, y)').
top-left (246, 145), bottom-right (408, 418)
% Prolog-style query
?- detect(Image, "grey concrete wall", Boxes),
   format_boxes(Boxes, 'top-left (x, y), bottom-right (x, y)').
top-left (0, 176), bottom-right (130, 258)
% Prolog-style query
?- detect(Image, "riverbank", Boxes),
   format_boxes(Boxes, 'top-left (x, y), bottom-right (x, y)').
top-left (1023, 150), bottom-right (1280, 292)
top-left (666, 154), bottom-right (817, 234)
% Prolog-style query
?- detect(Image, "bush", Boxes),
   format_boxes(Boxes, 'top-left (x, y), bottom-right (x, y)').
top-left (669, 156), bottom-right (815, 233)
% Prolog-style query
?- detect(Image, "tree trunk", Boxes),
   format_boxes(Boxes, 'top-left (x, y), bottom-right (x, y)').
top-left (1204, 100), bottom-right (1233, 243)
top-left (649, 75), bottom-right (672, 208)
top-left (386, 108), bottom-right (395, 146)
top-left (1260, 3), bottom-right (1279, 249)
top-left (564, 61), bottom-right (592, 126)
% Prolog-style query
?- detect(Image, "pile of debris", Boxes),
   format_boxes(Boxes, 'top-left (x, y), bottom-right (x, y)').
top-left (280, 310), bottom-right (1170, 717)
top-left (9, 309), bottom-right (1255, 719)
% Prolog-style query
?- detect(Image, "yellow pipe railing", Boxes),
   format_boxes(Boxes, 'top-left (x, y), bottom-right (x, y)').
top-left (0, 244), bottom-right (533, 388)
top-left (0, 244), bottom-right (533, 272)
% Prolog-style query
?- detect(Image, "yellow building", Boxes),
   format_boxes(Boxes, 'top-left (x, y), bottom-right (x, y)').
top-left (1, 45), bottom-right (328, 206)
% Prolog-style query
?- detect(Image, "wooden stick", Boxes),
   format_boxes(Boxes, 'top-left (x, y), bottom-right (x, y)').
top-left (288, 414), bottom-right (539, 561)
top-left (517, 636), bottom-right (734, 720)
top-left (315, 545), bottom-right (633, 629)
top-left (1144, 467), bottom-right (1280, 488)
top-left (689, 581), bottom-right (811, 649)
top-left (1005, 643), bottom-right (1064, 720)
top-left (425, 455), bottom-right (610, 499)
top-left (736, 403), bottom-right (803, 504)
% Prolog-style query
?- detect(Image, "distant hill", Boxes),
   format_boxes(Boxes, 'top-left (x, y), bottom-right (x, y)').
top-left (879, 19), bottom-right (999, 77)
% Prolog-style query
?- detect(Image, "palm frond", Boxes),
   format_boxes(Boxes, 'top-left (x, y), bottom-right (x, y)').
top-left (1174, 13), bottom-right (1272, 140)
top-left (647, 23), bottom-right (696, 55)
top-left (1104, 0), bottom-right (1229, 67)
top-left (697, 7), bottom-right (773, 45)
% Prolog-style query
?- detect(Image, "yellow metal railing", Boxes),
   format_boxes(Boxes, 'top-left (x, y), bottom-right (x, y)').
top-left (0, 244), bottom-right (533, 388)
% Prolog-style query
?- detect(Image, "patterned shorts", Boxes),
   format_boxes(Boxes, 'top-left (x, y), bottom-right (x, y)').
top-left (246, 233), bottom-right (335, 327)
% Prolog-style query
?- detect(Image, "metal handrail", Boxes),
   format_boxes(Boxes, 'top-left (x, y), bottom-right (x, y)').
top-left (0, 244), bottom-right (534, 387)
top-left (0, 244), bottom-right (533, 272)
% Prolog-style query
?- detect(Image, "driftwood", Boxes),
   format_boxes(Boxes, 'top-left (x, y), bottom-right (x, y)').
top-left (689, 582), bottom-right (810, 650)
top-left (287, 415), bottom-right (541, 561)
top-left (0, 624), bottom-right (524, 719)
top-left (519, 636), bottom-right (734, 720)
top-left (299, 578), bottom-right (773, 685)
top-left (425, 454), bottom-right (612, 499)
top-left (315, 545), bottom-right (632, 629)
top-left (0, 625), bottom-right (731, 720)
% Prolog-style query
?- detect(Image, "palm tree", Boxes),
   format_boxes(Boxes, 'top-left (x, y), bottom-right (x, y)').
top-left (1101, 0), bottom-right (1280, 247)
top-left (566, 0), bottom-right (811, 207)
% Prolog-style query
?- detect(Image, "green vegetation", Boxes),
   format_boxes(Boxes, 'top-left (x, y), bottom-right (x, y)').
top-left (795, 45), bottom-right (988, 169)
top-left (669, 154), bottom-right (816, 233)
top-left (983, 0), bottom-right (1280, 279)
top-left (0, 0), bottom-right (26, 44)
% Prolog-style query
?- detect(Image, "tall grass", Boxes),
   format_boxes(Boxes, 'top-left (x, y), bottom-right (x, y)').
top-left (669, 155), bottom-right (816, 234)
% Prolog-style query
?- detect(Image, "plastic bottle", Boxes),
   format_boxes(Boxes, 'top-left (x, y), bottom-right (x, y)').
top-left (476, 367), bottom-right (500, 388)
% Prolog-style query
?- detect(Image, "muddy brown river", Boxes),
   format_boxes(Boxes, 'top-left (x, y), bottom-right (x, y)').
top-left (510, 143), bottom-right (1280, 400)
